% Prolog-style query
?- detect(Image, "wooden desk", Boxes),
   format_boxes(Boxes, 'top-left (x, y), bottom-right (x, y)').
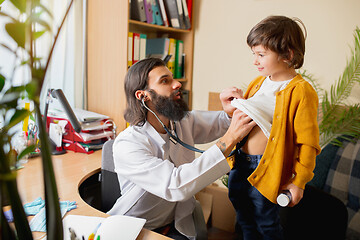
top-left (16, 150), bottom-right (170, 239)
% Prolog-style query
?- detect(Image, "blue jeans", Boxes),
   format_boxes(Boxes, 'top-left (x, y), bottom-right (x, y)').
top-left (228, 150), bottom-right (284, 240)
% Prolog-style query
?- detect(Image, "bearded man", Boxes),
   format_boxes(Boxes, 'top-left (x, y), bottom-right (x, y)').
top-left (108, 58), bottom-right (255, 240)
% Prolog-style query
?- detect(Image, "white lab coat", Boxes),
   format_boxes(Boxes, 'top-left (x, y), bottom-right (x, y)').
top-left (108, 110), bottom-right (231, 239)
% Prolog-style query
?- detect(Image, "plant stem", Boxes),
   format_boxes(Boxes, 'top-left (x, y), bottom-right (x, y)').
top-left (35, 103), bottom-right (63, 239)
top-left (0, 176), bottom-right (17, 240)
top-left (0, 145), bottom-right (32, 240)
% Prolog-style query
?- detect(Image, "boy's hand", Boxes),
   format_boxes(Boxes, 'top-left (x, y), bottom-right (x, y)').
top-left (281, 183), bottom-right (304, 207)
top-left (220, 87), bottom-right (244, 117)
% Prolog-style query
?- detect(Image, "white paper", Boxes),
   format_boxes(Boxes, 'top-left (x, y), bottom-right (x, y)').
top-left (78, 131), bottom-right (113, 142)
top-left (48, 108), bottom-right (109, 123)
top-left (63, 215), bottom-right (146, 240)
top-left (81, 122), bottom-right (113, 131)
top-left (49, 123), bottom-right (63, 147)
top-left (73, 108), bottom-right (109, 123)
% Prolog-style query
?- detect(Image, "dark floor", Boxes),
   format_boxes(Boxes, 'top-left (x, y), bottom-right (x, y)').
top-left (207, 227), bottom-right (240, 240)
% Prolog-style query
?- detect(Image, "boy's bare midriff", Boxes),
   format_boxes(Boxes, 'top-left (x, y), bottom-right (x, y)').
top-left (242, 125), bottom-right (268, 155)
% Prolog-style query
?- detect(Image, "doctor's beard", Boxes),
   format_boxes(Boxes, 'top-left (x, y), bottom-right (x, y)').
top-left (148, 89), bottom-right (189, 121)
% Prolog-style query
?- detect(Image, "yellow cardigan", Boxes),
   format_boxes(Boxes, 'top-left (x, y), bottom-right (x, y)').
top-left (242, 74), bottom-right (321, 203)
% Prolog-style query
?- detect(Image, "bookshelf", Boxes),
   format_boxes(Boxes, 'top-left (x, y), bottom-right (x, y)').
top-left (87, 0), bottom-right (195, 132)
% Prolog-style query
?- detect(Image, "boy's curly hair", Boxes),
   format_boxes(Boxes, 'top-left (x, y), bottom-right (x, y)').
top-left (247, 15), bottom-right (307, 69)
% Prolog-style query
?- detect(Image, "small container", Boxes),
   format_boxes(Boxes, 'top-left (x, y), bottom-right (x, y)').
top-left (277, 190), bottom-right (292, 207)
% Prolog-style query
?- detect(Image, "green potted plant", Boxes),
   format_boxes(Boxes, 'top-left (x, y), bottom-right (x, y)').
top-left (302, 27), bottom-right (360, 148)
top-left (0, 0), bottom-right (73, 239)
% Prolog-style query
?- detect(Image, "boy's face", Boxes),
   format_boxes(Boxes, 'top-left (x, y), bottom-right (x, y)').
top-left (251, 45), bottom-right (289, 81)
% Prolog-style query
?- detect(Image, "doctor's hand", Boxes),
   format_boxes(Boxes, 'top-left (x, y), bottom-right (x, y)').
top-left (216, 109), bottom-right (256, 157)
top-left (220, 87), bottom-right (244, 118)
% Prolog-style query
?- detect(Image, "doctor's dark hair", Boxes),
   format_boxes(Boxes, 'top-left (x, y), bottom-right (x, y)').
top-left (247, 15), bottom-right (307, 69)
top-left (124, 58), bottom-right (166, 126)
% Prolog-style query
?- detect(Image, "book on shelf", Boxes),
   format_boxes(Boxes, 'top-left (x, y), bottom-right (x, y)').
top-left (163, 0), bottom-right (181, 28)
top-left (175, 39), bottom-right (184, 78)
top-left (151, 0), bottom-right (163, 25)
top-left (146, 37), bottom-right (170, 57)
top-left (128, 32), bottom-right (133, 68)
top-left (186, 0), bottom-right (192, 21)
top-left (146, 37), bottom-right (183, 74)
top-left (130, 0), bottom-right (147, 22)
top-left (143, 0), bottom-right (154, 24)
top-left (132, 32), bottom-right (141, 64)
top-left (181, 0), bottom-right (191, 29)
top-left (139, 33), bottom-right (147, 61)
top-left (181, 53), bottom-right (185, 78)
top-left (181, 89), bottom-right (189, 106)
top-left (167, 38), bottom-right (177, 75)
top-left (130, 0), bottom-right (191, 30)
top-left (147, 54), bottom-right (172, 63)
top-left (175, 0), bottom-right (186, 29)
top-left (157, 0), bottom-right (169, 27)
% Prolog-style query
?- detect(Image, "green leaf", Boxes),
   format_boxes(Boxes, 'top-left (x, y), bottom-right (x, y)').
top-left (4, 178), bottom-right (33, 239)
top-left (33, 30), bottom-right (46, 40)
top-left (9, 109), bottom-right (29, 129)
top-left (32, 67), bottom-right (45, 81)
top-left (25, 80), bottom-right (38, 99)
top-left (17, 144), bottom-right (36, 160)
top-left (34, 105), bottom-right (63, 239)
top-left (29, 113), bottom-right (36, 122)
top-left (10, 0), bottom-right (26, 13)
top-left (0, 73), bottom-right (5, 92)
top-left (20, 57), bottom-right (42, 65)
top-left (5, 22), bottom-right (26, 48)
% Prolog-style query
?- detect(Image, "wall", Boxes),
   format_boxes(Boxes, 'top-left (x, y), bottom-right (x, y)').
top-left (192, 0), bottom-right (360, 110)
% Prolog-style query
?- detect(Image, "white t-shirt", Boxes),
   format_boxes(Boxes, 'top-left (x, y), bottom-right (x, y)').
top-left (231, 76), bottom-right (292, 138)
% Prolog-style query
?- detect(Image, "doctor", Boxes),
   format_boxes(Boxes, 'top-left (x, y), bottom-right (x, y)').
top-left (108, 58), bottom-right (256, 240)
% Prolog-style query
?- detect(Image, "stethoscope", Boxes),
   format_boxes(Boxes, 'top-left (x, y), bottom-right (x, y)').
top-left (141, 98), bottom-right (204, 153)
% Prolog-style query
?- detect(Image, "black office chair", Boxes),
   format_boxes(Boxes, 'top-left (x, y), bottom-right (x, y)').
top-left (279, 184), bottom-right (348, 240)
top-left (100, 139), bottom-right (121, 212)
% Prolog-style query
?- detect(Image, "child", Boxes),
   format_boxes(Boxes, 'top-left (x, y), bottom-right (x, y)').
top-left (227, 15), bottom-right (321, 240)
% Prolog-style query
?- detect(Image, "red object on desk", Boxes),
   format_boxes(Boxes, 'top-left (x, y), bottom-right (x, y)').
top-left (62, 139), bottom-right (94, 154)
top-left (46, 116), bottom-right (113, 154)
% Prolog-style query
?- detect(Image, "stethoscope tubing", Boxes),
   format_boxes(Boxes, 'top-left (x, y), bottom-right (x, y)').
top-left (142, 98), bottom-right (204, 153)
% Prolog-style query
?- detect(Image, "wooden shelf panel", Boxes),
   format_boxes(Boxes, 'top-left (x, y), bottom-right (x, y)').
top-left (129, 20), bottom-right (191, 33)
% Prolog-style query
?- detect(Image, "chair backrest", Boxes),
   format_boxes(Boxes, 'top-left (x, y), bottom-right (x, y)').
top-left (279, 184), bottom-right (348, 240)
top-left (208, 92), bottom-right (222, 111)
top-left (101, 139), bottom-right (121, 212)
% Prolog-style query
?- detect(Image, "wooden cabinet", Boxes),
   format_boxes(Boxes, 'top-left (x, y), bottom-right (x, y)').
top-left (87, 0), bottom-right (195, 132)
